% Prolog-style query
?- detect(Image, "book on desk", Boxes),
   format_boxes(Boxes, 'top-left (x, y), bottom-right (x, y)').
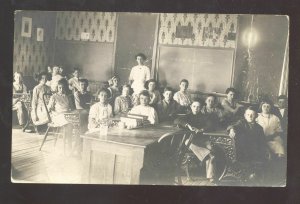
top-left (120, 114), bottom-right (151, 129)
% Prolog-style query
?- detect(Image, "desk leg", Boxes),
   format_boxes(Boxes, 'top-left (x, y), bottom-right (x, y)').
top-left (81, 139), bottom-right (92, 184)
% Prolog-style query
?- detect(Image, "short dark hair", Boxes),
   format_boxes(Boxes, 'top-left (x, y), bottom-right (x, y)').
top-left (96, 88), bottom-right (111, 98)
top-left (121, 84), bottom-right (133, 95)
top-left (73, 67), bottom-right (80, 72)
top-left (206, 94), bottom-right (217, 101)
top-left (139, 90), bottom-right (150, 98)
top-left (191, 99), bottom-right (203, 107)
top-left (163, 87), bottom-right (173, 93)
top-left (79, 78), bottom-right (89, 86)
top-left (57, 78), bottom-right (69, 92)
top-left (225, 87), bottom-right (237, 94)
top-left (180, 79), bottom-right (189, 86)
top-left (144, 79), bottom-right (157, 90)
top-left (37, 71), bottom-right (49, 82)
top-left (135, 53), bottom-right (147, 60)
top-left (278, 95), bottom-right (287, 100)
top-left (245, 106), bottom-right (257, 113)
top-left (101, 81), bottom-right (110, 89)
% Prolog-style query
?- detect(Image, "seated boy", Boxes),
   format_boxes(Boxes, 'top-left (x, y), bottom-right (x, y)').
top-left (157, 87), bottom-right (180, 122)
top-left (74, 79), bottom-right (92, 110)
top-left (129, 90), bottom-right (158, 125)
top-left (227, 107), bottom-right (267, 163)
top-left (174, 100), bottom-right (216, 181)
top-left (74, 79), bottom-right (92, 134)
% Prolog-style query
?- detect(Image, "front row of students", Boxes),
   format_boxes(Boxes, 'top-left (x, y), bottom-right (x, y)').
top-left (13, 71), bottom-right (287, 183)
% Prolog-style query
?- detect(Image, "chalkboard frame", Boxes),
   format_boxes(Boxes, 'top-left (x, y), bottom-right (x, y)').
top-left (156, 44), bottom-right (236, 94)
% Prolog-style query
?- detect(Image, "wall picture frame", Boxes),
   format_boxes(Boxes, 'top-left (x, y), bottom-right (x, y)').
top-left (37, 28), bottom-right (44, 41)
top-left (21, 17), bottom-right (32, 37)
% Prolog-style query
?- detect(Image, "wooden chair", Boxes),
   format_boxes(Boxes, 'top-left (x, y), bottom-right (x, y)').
top-left (39, 93), bottom-right (67, 152)
top-left (158, 129), bottom-right (232, 185)
top-left (157, 129), bottom-right (198, 185)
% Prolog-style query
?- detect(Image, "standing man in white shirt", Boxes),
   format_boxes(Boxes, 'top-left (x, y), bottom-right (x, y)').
top-left (128, 53), bottom-right (151, 94)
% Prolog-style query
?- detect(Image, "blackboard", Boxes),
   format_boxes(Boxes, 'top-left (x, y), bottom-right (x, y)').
top-left (54, 40), bottom-right (114, 81)
top-left (114, 13), bottom-right (158, 85)
top-left (158, 46), bottom-right (234, 93)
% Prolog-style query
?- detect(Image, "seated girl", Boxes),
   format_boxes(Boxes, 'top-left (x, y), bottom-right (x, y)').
top-left (221, 87), bottom-right (244, 126)
top-left (157, 87), bottom-right (180, 122)
top-left (47, 79), bottom-right (74, 153)
top-left (114, 85), bottom-right (134, 116)
top-left (47, 79), bottom-right (74, 127)
top-left (108, 75), bottom-right (121, 107)
top-left (256, 100), bottom-right (285, 159)
top-left (145, 79), bottom-right (161, 109)
top-left (88, 88), bottom-right (113, 130)
top-left (173, 79), bottom-right (192, 113)
top-left (12, 72), bottom-right (27, 127)
top-left (129, 90), bottom-right (158, 125)
top-left (31, 72), bottom-right (51, 126)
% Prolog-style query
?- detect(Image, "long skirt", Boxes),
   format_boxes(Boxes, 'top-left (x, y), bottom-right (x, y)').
top-left (31, 104), bottom-right (50, 126)
top-left (51, 112), bottom-right (69, 127)
top-left (267, 135), bottom-right (285, 155)
top-left (12, 101), bottom-right (26, 125)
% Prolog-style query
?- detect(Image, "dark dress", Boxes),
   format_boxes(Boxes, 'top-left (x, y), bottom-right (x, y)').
top-left (227, 119), bottom-right (267, 163)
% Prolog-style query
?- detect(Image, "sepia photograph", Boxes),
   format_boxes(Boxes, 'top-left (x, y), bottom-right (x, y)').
top-left (11, 11), bottom-right (288, 186)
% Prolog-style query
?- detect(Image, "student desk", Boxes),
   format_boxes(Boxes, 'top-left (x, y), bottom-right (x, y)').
top-left (81, 124), bottom-right (181, 184)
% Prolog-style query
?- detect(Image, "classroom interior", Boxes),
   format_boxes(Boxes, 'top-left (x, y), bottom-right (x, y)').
top-left (11, 11), bottom-right (289, 186)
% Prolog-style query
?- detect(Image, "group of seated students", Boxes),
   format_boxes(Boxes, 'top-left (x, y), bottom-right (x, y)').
top-left (13, 65), bottom-right (288, 183)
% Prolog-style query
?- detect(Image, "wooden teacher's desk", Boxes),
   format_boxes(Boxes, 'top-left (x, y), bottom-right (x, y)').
top-left (81, 124), bottom-right (181, 184)
top-left (81, 125), bottom-right (238, 184)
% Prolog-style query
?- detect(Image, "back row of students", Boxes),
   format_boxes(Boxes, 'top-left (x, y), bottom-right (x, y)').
top-left (13, 66), bottom-right (288, 163)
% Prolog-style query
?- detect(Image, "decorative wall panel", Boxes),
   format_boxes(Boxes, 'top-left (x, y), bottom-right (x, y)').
top-left (55, 11), bottom-right (116, 43)
top-left (159, 13), bottom-right (237, 48)
top-left (13, 11), bottom-right (56, 76)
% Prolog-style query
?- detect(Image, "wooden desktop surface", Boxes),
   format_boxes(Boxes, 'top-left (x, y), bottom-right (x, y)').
top-left (82, 124), bottom-right (181, 148)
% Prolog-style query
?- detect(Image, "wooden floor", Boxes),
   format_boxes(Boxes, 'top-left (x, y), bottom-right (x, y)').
top-left (11, 128), bottom-right (82, 183)
top-left (11, 127), bottom-right (212, 185)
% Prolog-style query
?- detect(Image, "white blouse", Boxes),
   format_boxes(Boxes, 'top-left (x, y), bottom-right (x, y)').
top-left (88, 103), bottom-right (113, 130)
top-left (256, 113), bottom-right (282, 136)
top-left (129, 65), bottom-right (150, 94)
top-left (173, 91), bottom-right (192, 107)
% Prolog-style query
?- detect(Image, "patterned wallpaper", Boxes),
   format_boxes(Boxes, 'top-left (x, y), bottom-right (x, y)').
top-left (55, 11), bottom-right (116, 42)
top-left (13, 11), bottom-right (56, 76)
top-left (159, 13), bottom-right (237, 48)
